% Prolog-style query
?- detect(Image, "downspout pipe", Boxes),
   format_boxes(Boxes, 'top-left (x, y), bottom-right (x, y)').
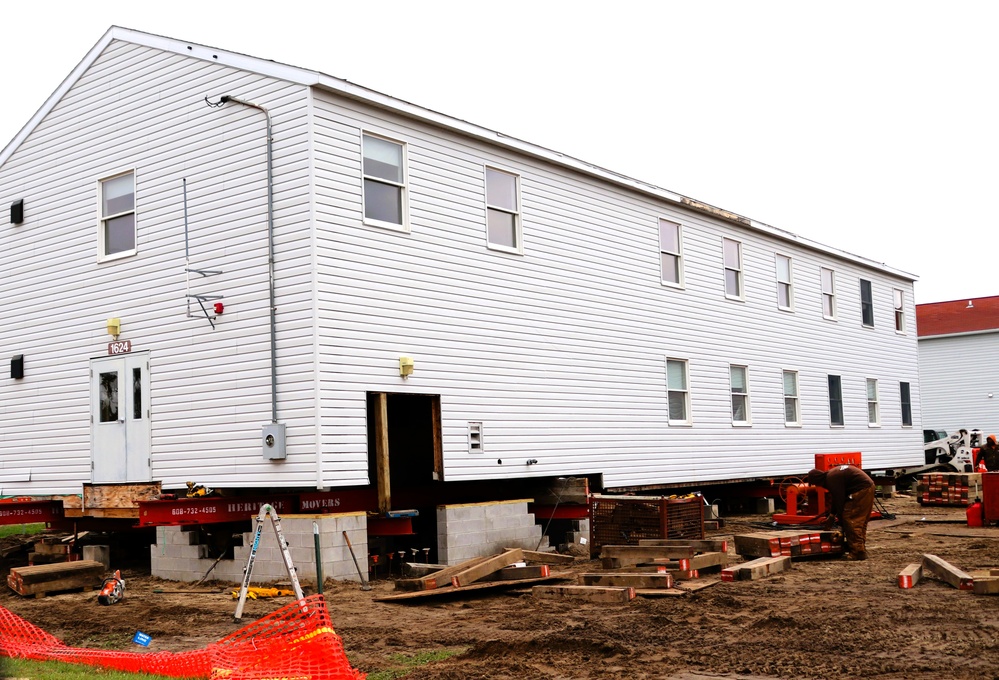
top-left (216, 96), bottom-right (279, 424)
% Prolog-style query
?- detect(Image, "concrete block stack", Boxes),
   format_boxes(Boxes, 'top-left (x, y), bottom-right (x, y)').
top-left (436, 499), bottom-right (547, 565)
top-left (916, 473), bottom-right (981, 506)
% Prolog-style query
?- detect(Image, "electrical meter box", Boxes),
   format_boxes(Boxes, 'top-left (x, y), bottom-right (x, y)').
top-left (262, 423), bottom-right (286, 460)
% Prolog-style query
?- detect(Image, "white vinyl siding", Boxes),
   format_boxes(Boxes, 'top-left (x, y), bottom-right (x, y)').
top-left (821, 267), bottom-right (836, 320)
top-left (723, 238), bottom-right (743, 299)
top-left (485, 166), bottom-right (521, 252)
top-left (730, 365), bottom-right (750, 425)
top-left (775, 253), bottom-right (793, 311)
top-left (783, 370), bottom-right (800, 426)
top-left (867, 378), bottom-right (880, 426)
top-left (918, 333), bottom-right (999, 437)
top-left (659, 218), bottom-right (683, 287)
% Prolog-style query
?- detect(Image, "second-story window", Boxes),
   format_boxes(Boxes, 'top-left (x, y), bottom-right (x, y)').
top-left (723, 238), bottom-right (743, 299)
top-left (485, 167), bottom-right (521, 252)
top-left (860, 279), bottom-right (875, 327)
top-left (776, 254), bottom-right (793, 310)
top-left (659, 218), bottom-right (683, 286)
top-left (821, 267), bottom-right (836, 320)
top-left (894, 288), bottom-right (906, 333)
top-left (362, 133), bottom-right (407, 230)
top-left (99, 171), bottom-right (136, 260)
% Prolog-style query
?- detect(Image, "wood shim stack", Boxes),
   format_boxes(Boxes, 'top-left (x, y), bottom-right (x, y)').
top-left (916, 473), bottom-right (981, 506)
top-left (733, 529), bottom-right (843, 559)
top-left (7, 560), bottom-right (105, 598)
top-left (535, 539), bottom-right (726, 602)
top-left (376, 548), bottom-right (573, 602)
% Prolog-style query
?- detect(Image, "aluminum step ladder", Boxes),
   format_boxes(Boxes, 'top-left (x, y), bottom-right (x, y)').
top-left (233, 503), bottom-right (306, 620)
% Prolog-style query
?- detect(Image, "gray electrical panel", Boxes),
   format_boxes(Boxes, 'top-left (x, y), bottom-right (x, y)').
top-left (262, 423), bottom-right (286, 460)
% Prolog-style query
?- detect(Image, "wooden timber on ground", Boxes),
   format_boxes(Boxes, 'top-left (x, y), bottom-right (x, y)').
top-left (393, 555), bottom-right (491, 591)
top-left (507, 549), bottom-right (576, 565)
top-left (533, 585), bottom-right (635, 603)
top-left (898, 563), bottom-right (923, 589)
top-left (482, 565), bottom-right (550, 581)
top-left (7, 560), bottom-right (105, 598)
top-left (733, 530), bottom-right (842, 559)
top-left (721, 556), bottom-right (792, 582)
top-left (921, 554), bottom-right (974, 590)
top-left (638, 538), bottom-right (728, 552)
top-left (376, 573), bottom-right (569, 602)
top-left (971, 573), bottom-right (999, 595)
top-left (451, 549), bottom-right (523, 588)
top-left (599, 544), bottom-right (696, 569)
top-left (651, 551), bottom-right (728, 571)
top-left (578, 572), bottom-right (675, 589)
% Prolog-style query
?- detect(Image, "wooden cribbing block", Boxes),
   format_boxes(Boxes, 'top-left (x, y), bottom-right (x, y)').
top-left (637, 539), bottom-right (728, 553)
top-left (509, 549), bottom-right (575, 565)
top-left (532, 585), bottom-right (635, 603)
top-left (578, 572), bottom-right (674, 589)
top-left (898, 564), bottom-right (922, 589)
top-left (972, 577), bottom-right (999, 595)
top-left (720, 556), bottom-right (791, 582)
top-left (600, 545), bottom-right (696, 569)
top-left (394, 555), bottom-right (490, 591)
top-left (483, 565), bottom-right (549, 581)
top-left (653, 552), bottom-right (728, 570)
top-left (922, 554), bottom-right (974, 590)
top-left (7, 560), bottom-right (105, 598)
top-left (451, 549), bottom-right (523, 588)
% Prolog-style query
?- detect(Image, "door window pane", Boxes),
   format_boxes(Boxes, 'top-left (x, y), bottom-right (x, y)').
top-left (133, 367), bottom-right (143, 420)
top-left (99, 372), bottom-right (119, 423)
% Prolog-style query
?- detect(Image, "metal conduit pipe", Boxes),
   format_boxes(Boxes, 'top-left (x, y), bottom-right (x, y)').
top-left (214, 95), bottom-right (279, 424)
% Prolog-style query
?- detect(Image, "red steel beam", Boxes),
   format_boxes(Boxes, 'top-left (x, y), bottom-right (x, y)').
top-left (0, 500), bottom-right (65, 525)
top-left (137, 495), bottom-right (299, 526)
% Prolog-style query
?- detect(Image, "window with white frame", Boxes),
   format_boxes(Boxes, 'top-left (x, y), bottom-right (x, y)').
top-left (666, 359), bottom-right (690, 424)
top-left (485, 167), bottom-right (521, 251)
top-left (775, 254), bottom-right (793, 310)
top-left (867, 378), bottom-right (880, 426)
top-left (783, 370), bottom-right (800, 426)
top-left (860, 279), bottom-right (875, 327)
top-left (821, 267), bottom-right (836, 319)
top-left (723, 238), bottom-right (743, 299)
top-left (468, 422), bottom-right (483, 453)
top-left (900, 382), bottom-right (913, 427)
top-left (894, 288), bottom-right (906, 333)
top-left (730, 365), bottom-right (751, 424)
top-left (828, 374), bottom-right (844, 426)
top-left (99, 171), bottom-right (136, 259)
top-left (659, 218), bottom-right (683, 286)
top-left (362, 133), bottom-right (407, 229)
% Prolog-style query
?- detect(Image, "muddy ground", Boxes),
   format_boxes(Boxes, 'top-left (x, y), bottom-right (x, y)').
top-left (2, 494), bottom-right (998, 680)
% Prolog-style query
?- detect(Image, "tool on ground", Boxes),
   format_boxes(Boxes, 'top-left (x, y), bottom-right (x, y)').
top-left (97, 569), bottom-right (125, 605)
top-left (233, 503), bottom-right (305, 621)
top-left (343, 530), bottom-right (372, 591)
top-left (231, 587), bottom-right (295, 600)
top-left (313, 521), bottom-right (324, 596)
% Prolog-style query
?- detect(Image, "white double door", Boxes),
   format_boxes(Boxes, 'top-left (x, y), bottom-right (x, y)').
top-left (90, 353), bottom-right (151, 483)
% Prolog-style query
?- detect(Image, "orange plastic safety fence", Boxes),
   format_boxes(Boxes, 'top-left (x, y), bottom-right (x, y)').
top-left (0, 593), bottom-right (365, 680)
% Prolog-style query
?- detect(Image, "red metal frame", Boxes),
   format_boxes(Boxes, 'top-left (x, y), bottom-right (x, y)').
top-left (773, 484), bottom-right (829, 524)
top-left (529, 503), bottom-right (590, 520)
top-left (137, 495), bottom-right (298, 526)
top-left (0, 500), bottom-right (64, 526)
top-left (814, 452), bottom-right (862, 471)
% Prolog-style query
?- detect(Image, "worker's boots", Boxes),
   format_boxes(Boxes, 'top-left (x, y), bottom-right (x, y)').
top-left (844, 550), bottom-right (869, 561)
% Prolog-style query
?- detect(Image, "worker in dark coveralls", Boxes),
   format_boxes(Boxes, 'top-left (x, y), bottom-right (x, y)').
top-left (979, 435), bottom-right (999, 472)
top-left (806, 466), bottom-right (875, 561)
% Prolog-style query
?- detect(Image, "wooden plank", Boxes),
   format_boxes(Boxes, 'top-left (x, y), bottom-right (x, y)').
top-left (578, 572), bottom-right (674, 589)
top-left (511, 549), bottom-right (575, 565)
top-left (634, 588), bottom-right (688, 597)
top-left (7, 564), bottom-right (105, 597)
top-left (394, 555), bottom-right (491, 591)
top-left (721, 556), bottom-right (791, 582)
top-left (82, 482), bottom-right (161, 509)
top-left (652, 552), bottom-right (728, 570)
top-left (922, 554), bottom-right (974, 590)
top-left (973, 577), bottom-right (999, 595)
top-left (673, 577), bottom-right (721, 592)
top-left (375, 393), bottom-right (390, 515)
top-left (532, 585), bottom-right (635, 603)
top-left (898, 563), bottom-right (922, 589)
top-left (637, 539), bottom-right (728, 552)
top-left (600, 545), bottom-right (696, 560)
top-left (431, 397), bottom-right (444, 481)
top-left (452, 549), bottom-right (523, 587)
top-left (9, 560), bottom-right (105, 585)
top-left (483, 565), bottom-right (550, 581)
top-left (375, 574), bottom-right (567, 602)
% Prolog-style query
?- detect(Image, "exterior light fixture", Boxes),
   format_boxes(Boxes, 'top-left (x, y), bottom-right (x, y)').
top-left (107, 318), bottom-right (121, 339)
top-left (399, 356), bottom-right (414, 378)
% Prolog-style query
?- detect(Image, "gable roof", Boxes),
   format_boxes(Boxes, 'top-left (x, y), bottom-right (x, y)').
top-left (916, 296), bottom-right (999, 337)
top-left (0, 26), bottom-right (918, 283)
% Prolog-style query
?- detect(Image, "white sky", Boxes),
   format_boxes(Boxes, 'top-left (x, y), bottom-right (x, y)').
top-left (2, 1), bottom-right (996, 305)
